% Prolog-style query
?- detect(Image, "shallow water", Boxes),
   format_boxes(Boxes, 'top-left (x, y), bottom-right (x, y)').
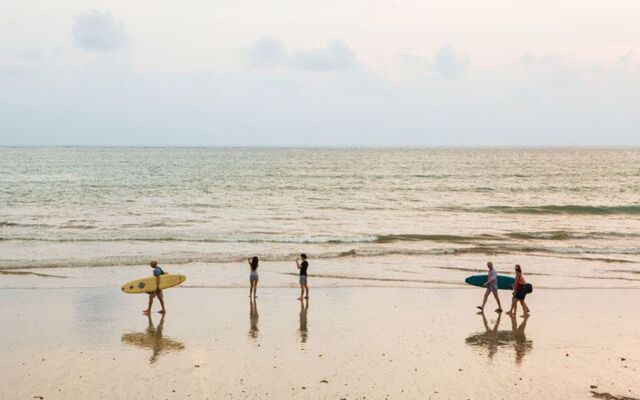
top-left (1, 147), bottom-right (639, 288)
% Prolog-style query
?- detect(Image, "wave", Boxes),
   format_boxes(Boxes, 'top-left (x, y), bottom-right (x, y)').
top-left (280, 272), bottom-right (464, 286)
top-left (4, 243), bottom-right (638, 270)
top-left (0, 235), bottom-right (379, 244)
top-left (375, 234), bottom-right (499, 243)
top-left (0, 270), bottom-right (66, 278)
top-left (445, 205), bottom-right (640, 215)
top-left (5, 230), bottom-right (634, 244)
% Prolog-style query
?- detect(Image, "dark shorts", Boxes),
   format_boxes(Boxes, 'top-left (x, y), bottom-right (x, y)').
top-left (514, 286), bottom-right (527, 300)
top-left (299, 275), bottom-right (307, 285)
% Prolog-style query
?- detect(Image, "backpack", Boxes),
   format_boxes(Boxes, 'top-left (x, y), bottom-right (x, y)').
top-left (524, 283), bottom-right (533, 294)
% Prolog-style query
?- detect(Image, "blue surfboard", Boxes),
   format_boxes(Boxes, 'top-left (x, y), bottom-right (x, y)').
top-left (465, 274), bottom-right (515, 290)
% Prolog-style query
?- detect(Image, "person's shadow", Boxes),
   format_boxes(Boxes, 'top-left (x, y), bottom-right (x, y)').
top-left (465, 312), bottom-right (533, 364)
top-left (249, 297), bottom-right (259, 340)
top-left (298, 299), bottom-right (309, 346)
top-left (121, 314), bottom-right (185, 364)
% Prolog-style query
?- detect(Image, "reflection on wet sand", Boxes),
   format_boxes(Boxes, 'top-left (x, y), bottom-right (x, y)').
top-left (249, 297), bottom-right (259, 340)
top-left (465, 312), bottom-right (532, 364)
top-left (121, 314), bottom-right (185, 364)
top-left (298, 299), bottom-right (309, 345)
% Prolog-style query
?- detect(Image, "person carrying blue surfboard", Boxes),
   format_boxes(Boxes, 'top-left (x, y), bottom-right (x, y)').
top-left (143, 260), bottom-right (166, 315)
top-left (477, 261), bottom-right (503, 313)
top-left (507, 264), bottom-right (531, 316)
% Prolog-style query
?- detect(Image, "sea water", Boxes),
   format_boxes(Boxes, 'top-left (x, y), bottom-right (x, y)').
top-left (1, 147), bottom-right (639, 289)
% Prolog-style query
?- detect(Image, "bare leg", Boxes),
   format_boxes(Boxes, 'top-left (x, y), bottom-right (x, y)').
top-left (143, 293), bottom-right (155, 314)
top-left (298, 284), bottom-right (304, 300)
top-left (157, 290), bottom-right (166, 314)
top-left (479, 288), bottom-right (490, 309)
top-left (507, 298), bottom-right (517, 315)
top-left (304, 284), bottom-right (309, 299)
top-left (521, 299), bottom-right (530, 314)
top-left (492, 289), bottom-right (502, 312)
top-left (254, 280), bottom-right (258, 298)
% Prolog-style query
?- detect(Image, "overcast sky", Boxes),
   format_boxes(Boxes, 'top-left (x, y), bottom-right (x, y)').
top-left (1, 0), bottom-right (639, 146)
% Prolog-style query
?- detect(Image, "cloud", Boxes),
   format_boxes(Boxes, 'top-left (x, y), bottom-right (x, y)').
top-left (246, 36), bottom-right (287, 68)
top-left (433, 45), bottom-right (469, 79)
top-left (290, 41), bottom-right (355, 71)
top-left (246, 37), bottom-right (356, 71)
top-left (72, 10), bottom-right (129, 51)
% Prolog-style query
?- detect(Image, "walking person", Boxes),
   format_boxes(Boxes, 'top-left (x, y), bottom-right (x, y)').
top-left (296, 253), bottom-right (309, 300)
top-left (248, 256), bottom-right (259, 298)
top-left (143, 260), bottom-right (167, 315)
top-left (477, 261), bottom-right (503, 313)
top-left (507, 264), bottom-right (531, 316)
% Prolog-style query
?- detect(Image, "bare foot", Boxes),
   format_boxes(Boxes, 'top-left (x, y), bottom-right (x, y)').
top-left (142, 310), bottom-right (150, 315)
top-left (476, 306), bottom-right (483, 310)
top-left (304, 296), bottom-right (309, 299)
top-left (495, 308), bottom-right (503, 313)
top-left (297, 297), bottom-right (303, 300)
top-left (506, 311), bottom-right (514, 316)
top-left (158, 310), bottom-right (166, 314)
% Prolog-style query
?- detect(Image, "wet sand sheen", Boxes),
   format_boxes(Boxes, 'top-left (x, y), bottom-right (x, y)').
top-left (0, 287), bottom-right (638, 400)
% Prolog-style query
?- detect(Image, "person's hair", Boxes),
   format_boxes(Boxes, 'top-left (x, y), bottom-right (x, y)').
top-left (487, 261), bottom-right (493, 268)
top-left (250, 256), bottom-right (259, 271)
top-left (301, 253), bottom-right (307, 260)
top-left (515, 264), bottom-right (522, 273)
top-left (150, 260), bottom-right (158, 267)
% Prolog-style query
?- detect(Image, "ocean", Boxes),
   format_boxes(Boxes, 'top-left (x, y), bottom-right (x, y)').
top-left (1, 147), bottom-right (639, 289)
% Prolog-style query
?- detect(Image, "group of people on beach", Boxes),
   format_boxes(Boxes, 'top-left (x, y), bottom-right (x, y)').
top-left (142, 256), bottom-right (530, 317)
top-left (478, 261), bottom-right (531, 316)
top-left (247, 253), bottom-right (310, 300)
top-left (143, 254), bottom-right (310, 314)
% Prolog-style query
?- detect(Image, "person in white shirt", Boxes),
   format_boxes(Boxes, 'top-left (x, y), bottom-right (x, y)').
top-left (477, 261), bottom-right (503, 313)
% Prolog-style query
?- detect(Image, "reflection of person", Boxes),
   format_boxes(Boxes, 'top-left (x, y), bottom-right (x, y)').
top-left (295, 254), bottom-right (309, 300)
top-left (480, 311), bottom-right (501, 360)
top-left (247, 256), bottom-right (259, 298)
top-left (477, 261), bottom-right (503, 313)
top-left (509, 313), bottom-right (531, 364)
top-left (299, 299), bottom-right (309, 344)
top-left (143, 260), bottom-right (166, 315)
top-left (507, 264), bottom-right (530, 316)
top-left (249, 297), bottom-right (259, 339)
top-left (465, 311), bottom-right (532, 364)
top-left (121, 314), bottom-right (185, 364)
top-left (146, 313), bottom-right (165, 364)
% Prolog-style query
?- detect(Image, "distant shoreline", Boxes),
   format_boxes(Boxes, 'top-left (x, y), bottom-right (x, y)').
top-left (1, 145), bottom-right (640, 150)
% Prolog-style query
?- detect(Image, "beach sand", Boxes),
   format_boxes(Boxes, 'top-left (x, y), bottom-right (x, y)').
top-left (0, 287), bottom-right (638, 400)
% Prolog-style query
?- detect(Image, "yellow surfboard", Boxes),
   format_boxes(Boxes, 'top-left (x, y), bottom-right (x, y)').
top-left (121, 274), bottom-right (187, 294)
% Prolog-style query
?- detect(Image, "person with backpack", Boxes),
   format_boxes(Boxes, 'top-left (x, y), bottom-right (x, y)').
top-left (507, 264), bottom-right (531, 316)
top-left (143, 260), bottom-right (167, 315)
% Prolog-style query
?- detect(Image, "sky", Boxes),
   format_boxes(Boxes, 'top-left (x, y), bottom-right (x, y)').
top-left (1, 0), bottom-right (639, 146)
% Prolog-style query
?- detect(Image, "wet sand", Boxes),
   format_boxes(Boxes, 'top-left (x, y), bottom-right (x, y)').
top-left (0, 287), bottom-right (638, 400)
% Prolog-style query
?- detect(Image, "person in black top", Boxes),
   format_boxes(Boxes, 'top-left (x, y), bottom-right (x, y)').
top-left (296, 253), bottom-right (309, 300)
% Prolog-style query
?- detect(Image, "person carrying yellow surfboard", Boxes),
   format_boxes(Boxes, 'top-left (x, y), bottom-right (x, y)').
top-left (143, 260), bottom-right (166, 315)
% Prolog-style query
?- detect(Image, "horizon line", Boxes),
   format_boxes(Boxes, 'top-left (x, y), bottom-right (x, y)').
top-left (2, 144), bottom-right (640, 150)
